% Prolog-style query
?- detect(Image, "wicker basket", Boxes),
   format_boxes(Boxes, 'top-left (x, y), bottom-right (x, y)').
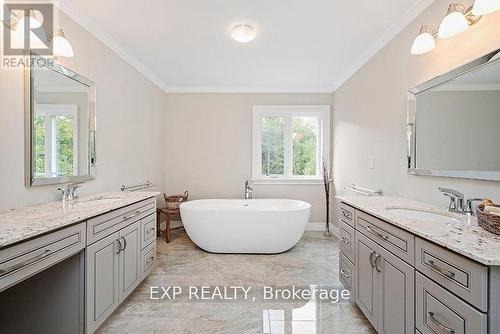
top-left (164, 191), bottom-right (189, 210)
top-left (476, 203), bottom-right (500, 235)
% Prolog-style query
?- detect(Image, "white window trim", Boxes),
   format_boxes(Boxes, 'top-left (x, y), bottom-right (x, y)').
top-left (252, 105), bottom-right (330, 184)
top-left (35, 104), bottom-right (79, 177)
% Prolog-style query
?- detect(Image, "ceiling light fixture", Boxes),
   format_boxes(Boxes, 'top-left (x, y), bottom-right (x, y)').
top-left (231, 24), bottom-right (256, 43)
top-left (49, 28), bottom-right (74, 57)
top-left (472, 0), bottom-right (500, 15)
top-left (410, 1), bottom-right (491, 56)
top-left (411, 25), bottom-right (436, 55)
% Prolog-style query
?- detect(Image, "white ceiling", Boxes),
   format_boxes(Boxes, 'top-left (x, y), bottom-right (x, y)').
top-left (59, 0), bottom-right (434, 93)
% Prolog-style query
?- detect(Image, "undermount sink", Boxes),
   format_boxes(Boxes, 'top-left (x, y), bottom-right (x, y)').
top-left (76, 196), bottom-right (125, 205)
top-left (385, 206), bottom-right (463, 225)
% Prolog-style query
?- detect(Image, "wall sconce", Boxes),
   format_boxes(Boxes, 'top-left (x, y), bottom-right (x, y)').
top-left (411, 1), bottom-right (499, 55)
top-left (48, 28), bottom-right (74, 57)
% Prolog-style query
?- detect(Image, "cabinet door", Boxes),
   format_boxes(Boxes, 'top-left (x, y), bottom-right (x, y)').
top-left (376, 246), bottom-right (414, 334)
top-left (355, 232), bottom-right (378, 329)
top-left (119, 221), bottom-right (141, 301)
top-left (86, 231), bottom-right (120, 333)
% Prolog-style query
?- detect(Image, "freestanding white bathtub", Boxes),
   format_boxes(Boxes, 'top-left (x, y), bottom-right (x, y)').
top-left (180, 199), bottom-right (311, 254)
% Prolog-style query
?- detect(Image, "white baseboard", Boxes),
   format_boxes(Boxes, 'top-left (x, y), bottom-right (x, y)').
top-left (306, 222), bottom-right (339, 237)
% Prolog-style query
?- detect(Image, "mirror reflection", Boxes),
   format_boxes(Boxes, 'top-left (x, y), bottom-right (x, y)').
top-left (408, 51), bottom-right (500, 180)
top-left (28, 55), bottom-right (96, 186)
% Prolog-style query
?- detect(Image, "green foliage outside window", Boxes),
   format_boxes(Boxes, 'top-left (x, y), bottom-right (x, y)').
top-left (292, 117), bottom-right (318, 176)
top-left (261, 116), bottom-right (285, 175)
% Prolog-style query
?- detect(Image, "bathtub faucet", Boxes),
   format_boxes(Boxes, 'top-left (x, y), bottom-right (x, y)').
top-left (244, 180), bottom-right (253, 199)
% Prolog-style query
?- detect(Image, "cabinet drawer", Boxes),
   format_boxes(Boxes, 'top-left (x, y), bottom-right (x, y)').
top-left (141, 242), bottom-right (156, 279)
top-left (416, 272), bottom-right (487, 334)
top-left (141, 214), bottom-right (156, 250)
top-left (356, 210), bottom-right (415, 265)
top-left (87, 198), bottom-right (156, 245)
top-left (339, 203), bottom-right (355, 227)
top-left (339, 252), bottom-right (355, 292)
top-left (415, 237), bottom-right (488, 312)
top-left (0, 223), bottom-right (86, 292)
top-left (339, 220), bottom-right (355, 264)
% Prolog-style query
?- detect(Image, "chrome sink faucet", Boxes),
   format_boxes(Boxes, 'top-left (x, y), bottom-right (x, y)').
top-left (244, 180), bottom-right (253, 199)
top-left (438, 188), bottom-right (482, 215)
top-left (59, 181), bottom-right (86, 202)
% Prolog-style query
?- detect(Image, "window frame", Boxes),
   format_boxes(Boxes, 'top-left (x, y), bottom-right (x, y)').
top-left (252, 105), bottom-right (330, 184)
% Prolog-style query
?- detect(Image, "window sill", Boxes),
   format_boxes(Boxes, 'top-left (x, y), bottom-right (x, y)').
top-left (251, 178), bottom-right (324, 185)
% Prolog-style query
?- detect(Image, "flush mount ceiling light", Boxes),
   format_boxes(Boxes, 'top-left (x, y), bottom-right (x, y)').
top-left (49, 28), bottom-right (74, 57)
top-left (231, 24), bottom-right (256, 43)
top-left (410, 1), bottom-right (494, 55)
top-left (472, 0), bottom-right (500, 15)
top-left (411, 25), bottom-right (436, 55)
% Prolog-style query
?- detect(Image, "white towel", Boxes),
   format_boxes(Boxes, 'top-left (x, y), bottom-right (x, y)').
top-left (484, 206), bottom-right (500, 217)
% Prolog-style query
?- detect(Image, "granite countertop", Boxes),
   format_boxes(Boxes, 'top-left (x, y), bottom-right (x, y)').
top-left (337, 196), bottom-right (500, 266)
top-left (0, 191), bottom-right (160, 249)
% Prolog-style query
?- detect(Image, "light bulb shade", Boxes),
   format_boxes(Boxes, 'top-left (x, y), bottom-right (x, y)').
top-left (438, 4), bottom-right (469, 38)
top-left (231, 24), bottom-right (256, 43)
top-left (53, 33), bottom-right (74, 57)
top-left (411, 25), bottom-right (436, 55)
top-left (472, 0), bottom-right (500, 15)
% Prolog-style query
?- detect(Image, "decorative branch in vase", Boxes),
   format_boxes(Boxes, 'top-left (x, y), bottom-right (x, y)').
top-left (322, 159), bottom-right (333, 236)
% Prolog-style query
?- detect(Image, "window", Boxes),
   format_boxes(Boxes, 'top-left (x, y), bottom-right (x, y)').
top-left (252, 105), bottom-right (330, 183)
top-left (34, 104), bottom-right (78, 177)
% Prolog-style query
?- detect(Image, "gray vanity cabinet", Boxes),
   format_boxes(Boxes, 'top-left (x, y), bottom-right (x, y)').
top-left (118, 221), bottom-right (141, 301)
top-left (86, 231), bottom-right (120, 333)
top-left (86, 198), bottom-right (156, 333)
top-left (355, 230), bottom-right (414, 334)
top-left (355, 232), bottom-right (378, 328)
top-left (376, 246), bottom-right (414, 334)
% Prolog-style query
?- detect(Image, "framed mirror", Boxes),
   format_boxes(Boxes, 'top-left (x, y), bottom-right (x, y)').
top-left (25, 52), bottom-right (96, 187)
top-left (407, 49), bottom-right (500, 181)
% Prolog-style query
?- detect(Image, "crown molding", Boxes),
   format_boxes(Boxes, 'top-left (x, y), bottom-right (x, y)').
top-left (56, 1), bottom-right (169, 92)
top-left (330, 0), bottom-right (436, 92)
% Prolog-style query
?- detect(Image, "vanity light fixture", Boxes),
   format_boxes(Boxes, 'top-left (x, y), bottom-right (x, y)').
top-left (410, 0), bottom-right (498, 55)
top-left (49, 28), bottom-right (74, 57)
top-left (231, 24), bottom-right (256, 43)
top-left (411, 25), bottom-right (436, 55)
top-left (438, 4), bottom-right (477, 38)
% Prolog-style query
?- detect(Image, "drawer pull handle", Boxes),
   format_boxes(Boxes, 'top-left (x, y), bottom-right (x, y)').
top-left (123, 210), bottom-right (142, 221)
top-left (340, 209), bottom-right (352, 220)
top-left (365, 225), bottom-right (389, 241)
top-left (375, 255), bottom-right (382, 272)
top-left (340, 269), bottom-right (350, 278)
top-left (0, 249), bottom-right (51, 276)
top-left (146, 256), bottom-right (154, 265)
top-left (340, 237), bottom-right (350, 244)
top-left (369, 251), bottom-right (376, 268)
top-left (146, 227), bottom-right (155, 235)
top-left (427, 312), bottom-right (455, 334)
top-left (428, 260), bottom-right (456, 278)
top-left (121, 237), bottom-right (127, 251)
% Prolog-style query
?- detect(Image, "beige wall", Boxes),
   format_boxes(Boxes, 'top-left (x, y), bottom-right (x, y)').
top-left (164, 93), bottom-right (333, 223)
top-left (0, 10), bottom-right (165, 209)
top-left (333, 0), bottom-right (500, 223)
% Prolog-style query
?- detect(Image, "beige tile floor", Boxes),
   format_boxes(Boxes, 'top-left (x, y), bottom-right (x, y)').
top-left (97, 230), bottom-right (376, 334)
